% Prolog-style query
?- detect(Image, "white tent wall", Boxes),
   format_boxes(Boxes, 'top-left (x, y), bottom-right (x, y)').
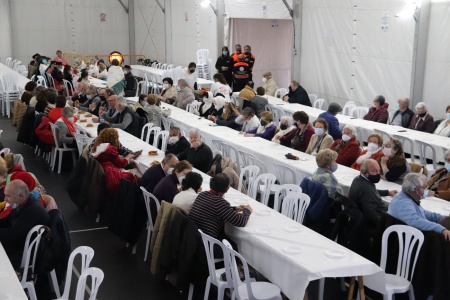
top-left (8, 0), bottom-right (129, 65)
top-left (300, 0), bottom-right (415, 109)
top-left (0, 0), bottom-right (13, 63)
top-left (224, 0), bottom-right (292, 20)
top-left (422, 0), bottom-right (450, 118)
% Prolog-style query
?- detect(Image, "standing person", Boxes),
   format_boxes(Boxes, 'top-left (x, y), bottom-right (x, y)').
top-left (211, 73), bottom-right (232, 100)
top-left (283, 81), bottom-right (311, 106)
top-left (231, 44), bottom-right (243, 63)
top-left (53, 50), bottom-right (68, 66)
top-left (318, 102), bottom-right (343, 140)
top-left (122, 65), bottom-right (136, 97)
top-left (107, 59), bottom-right (125, 92)
top-left (243, 45), bottom-right (256, 80)
top-left (215, 46), bottom-right (234, 85)
top-left (185, 62), bottom-right (198, 91)
top-left (262, 71), bottom-right (278, 97)
top-left (232, 55), bottom-right (251, 92)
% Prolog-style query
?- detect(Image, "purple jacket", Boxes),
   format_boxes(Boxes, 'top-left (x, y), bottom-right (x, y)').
top-left (246, 123), bottom-right (276, 140)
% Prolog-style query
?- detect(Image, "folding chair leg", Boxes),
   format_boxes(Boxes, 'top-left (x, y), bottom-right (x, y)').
top-left (51, 150), bottom-right (57, 171)
top-left (187, 283), bottom-right (194, 300)
top-left (58, 150), bottom-right (63, 173)
top-left (49, 270), bottom-right (61, 298)
top-left (144, 229), bottom-right (152, 261)
top-left (318, 278), bottom-right (325, 300)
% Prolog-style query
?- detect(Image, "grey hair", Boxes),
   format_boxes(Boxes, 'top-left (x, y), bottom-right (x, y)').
top-left (77, 82), bottom-right (88, 89)
top-left (105, 88), bottom-right (115, 96)
top-left (360, 158), bottom-right (378, 173)
top-left (399, 97), bottom-right (410, 107)
top-left (444, 149), bottom-right (450, 161)
top-left (343, 124), bottom-right (357, 137)
top-left (170, 126), bottom-right (181, 134)
top-left (11, 180), bottom-right (30, 197)
top-left (280, 115), bottom-right (294, 127)
top-left (242, 107), bottom-right (255, 117)
top-left (189, 128), bottom-right (201, 137)
top-left (62, 106), bottom-right (74, 118)
top-left (415, 102), bottom-right (428, 111)
top-left (162, 153), bottom-right (176, 164)
top-left (116, 96), bottom-right (127, 108)
top-left (178, 79), bottom-right (187, 86)
top-left (262, 71), bottom-right (272, 77)
top-left (86, 85), bottom-right (97, 93)
top-left (402, 173), bottom-right (426, 193)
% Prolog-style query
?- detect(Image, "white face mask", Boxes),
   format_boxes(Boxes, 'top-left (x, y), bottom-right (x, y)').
top-left (163, 83), bottom-right (169, 89)
top-left (367, 142), bottom-right (379, 152)
top-left (68, 117), bottom-right (75, 122)
top-left (262, 77), bottom-right (267, 83)
top-left (167, 167), bottom-right (174, 175)
top-left (341, 134), bottom-right (351, 142)
top-left (178, 176), bottom-right (185, 184)
top-left (168, 136), bottom-right (179, 144)
top-left (383, 147), bottom-right (393, 157)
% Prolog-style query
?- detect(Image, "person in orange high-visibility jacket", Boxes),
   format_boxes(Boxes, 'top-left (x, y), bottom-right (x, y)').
top-left (232, 55), bottom-right (251, 92)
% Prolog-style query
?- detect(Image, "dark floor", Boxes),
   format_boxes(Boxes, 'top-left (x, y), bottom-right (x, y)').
top-left (2, 116), bottom-right (387, 300)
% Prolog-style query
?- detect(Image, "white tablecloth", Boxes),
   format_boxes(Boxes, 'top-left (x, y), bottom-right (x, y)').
top-left (0, 63), bottom-right (30, 89)
top-left (0, 243), bottom-right (28, 299)
top-left (88, 76), bottom-right (107, 89)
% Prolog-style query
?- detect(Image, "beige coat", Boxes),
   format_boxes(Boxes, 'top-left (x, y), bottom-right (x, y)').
top-left (262, 78), bottom-right (278, 97)
top-left (207, 156), bottom-right (242, 192)
top-left (305, 133), bottom-right (334, 155)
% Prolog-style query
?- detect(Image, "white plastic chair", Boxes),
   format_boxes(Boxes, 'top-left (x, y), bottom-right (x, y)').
top-left (47, 75), bottom-right (56, 89)
top-left (222, 239), bottom-right (282, 300)
top-left (313, 98), bottom-right (325, 110)
top-left (393, 134), bottom-right (415, 163)
top-left (73, 267), bottom-right (104, 300)
top-left (308, 94), bottom-right (317, 104)
top-left (219, 142), bottom-right (241, 172)
top-left (198, 230), bottom-right (232, 300)
top-left (57, 246), bottom-right (95, 300)
top-left (144, 126), bottom-right (161, 146)
top-left (154, 130), bottom-right (169, 152)
top-left (274, 88), bottom-right (288, 99)
top-left (250, 173), bottom-right (277, 206)
top-left (360, 225), bottom-right (424, 300)
top-left (238, 150), bottom-right (257, 170)
top-left (0, 73), bottom-right (21, 118)
top-left (355, 126), bottom-right (366, 151)
top-left (415, 140), bottom-right (438, 177)
top-left (234, 97), bottom-right (246, 112)
top-left (140, 123), bottom-right (154, 143)
top-left (351, 106), bottom-right (369, 119)
top-left (273, 184), bottom-right (302, 212)
top-left (237, 165), bottom-right (260, 196)
top-left (0, 147), bottom-right (10, 157)
top-left (186, 100), bottom-right (201, 113)
top-left (36, 75), bottom-right (48, 87)
top-left (272, 162), bottom-right (299, 185)
top-left (280, 192), bottom-right (310, 224)
top-left (5, 57), bottom-right (12, 67)
top-left (140, 186), bottom-right (161, 261)
top-left (342, 101), bottom-right (356, 116)
top-left (269, 106), bottom-right (285, 127)
top-left (373, 129), bottom-right (392, 143)
top-left (161, 117), bottom-right (172, 131)
top-left (50, 123), bottom-right (78, 173)
top-left (74, 133), bottom-right (87, 156)
top-left (63, 79), bottom-right (75, 97)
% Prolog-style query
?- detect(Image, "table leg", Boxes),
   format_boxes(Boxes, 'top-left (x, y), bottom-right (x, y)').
top-left (347, 276), bottom-right (356, 300)
top-left (357, 276), bottom-right (365, 300)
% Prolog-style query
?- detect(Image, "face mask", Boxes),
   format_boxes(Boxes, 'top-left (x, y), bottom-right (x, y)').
top-left (99, 96), bottom-right (106, 102)
top-left (42, 59), bottom-right (47, 64)
top-left (189, 69), bottom-right (195, 74)
top-left (314, 127), bottom-right (324, 136)
top-left (178, 176), bottom-right (185, 184)
top-left (123, 71), bottom-right (128, 75)
top-left (280, 124), bottom-right (288, 130)
top-left (367, 173), bottom-right (381, 184)
top-left (330, 164), bottom-right (338, 172)
top-left (367, 142), bottom-right (379, 152)
top-left (418, 112), bottom-right (426, 118)
top-left (396, 103), bottom-right (400, 110)
top-left (417, 188), bottom-right (428, 200)
top-left (163, 84), bottom-right (169, 89)
top-left (383, 147), bottom-right (392, 156)
top-left (140, 101), bottom-right (148, 107)
top-left (236, 50), bottom-right (241, 54)
top-left (168, 136), bottom-right (179, 144)
top-left (262, 78), bottom-right (267, 83)
top-left (445, 162), bottom-right (450, 172)
top-left (260, 120), bottom-right (267, 127)
top-left (68, 117), bottom-right (75, 122)
top-left (12, 203), bottom-right (18, 209)
top-left (446, 113), bottom-right (450, 120)
top-left (86, 94), bottom-right (92, 100)
top-left (176, 86), bottom-right (181, 92)
top-left (341, 134), bottom-right (351, 142)
top-left (222, 51), bottom-right (228, 56)
top-left (244, 51), bottom-right (250, 55)
top-left (167, 167), bottom-right (174, 175)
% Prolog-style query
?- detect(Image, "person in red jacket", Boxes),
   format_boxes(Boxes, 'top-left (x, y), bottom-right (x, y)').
top-left (363, 95), bottom-right (389, 123)
top-left (330, 124), bottom-right (361, 167)
top-left (280, 111), bottom-right (314, 152)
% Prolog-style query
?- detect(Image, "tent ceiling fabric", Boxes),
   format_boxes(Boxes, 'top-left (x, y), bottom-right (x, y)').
top-left (224, 0), bottom-right (293, 19)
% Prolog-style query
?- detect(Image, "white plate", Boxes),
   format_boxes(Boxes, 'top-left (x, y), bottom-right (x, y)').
top-left (282, 246), bottom-right (303, 255)
top-left (443, 206), bottom-right (450, 211)
top-left (234, 199), bottom-right (249, 205)
top-left (253, 228), bottom-right (272, 235)
top-left (255, 209), bottom-right (272, 217)
top-left (284, 226), bottom-right (302, 233)
top-left (324, 250), bottom-right (346, 258)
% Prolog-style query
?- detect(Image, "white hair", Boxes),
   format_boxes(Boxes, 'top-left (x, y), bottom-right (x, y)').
top-left (116, 96), bottom-right (127, 108)
top-left (343, 124), bottom-right (357, 137)
top-left (402, 173), bottom-right (426, 193)
top-left (189, 128), bottom-right (201, 137)
top-left (280, 115), bottom-right (294, 127)
top-left (415, 102), bottom-right (428, 111)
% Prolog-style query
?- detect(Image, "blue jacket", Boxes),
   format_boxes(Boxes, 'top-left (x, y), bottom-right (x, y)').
top-left (300, 178), bottom-right (331, 227)
top-left (318, 111), bottom-right (341, 140)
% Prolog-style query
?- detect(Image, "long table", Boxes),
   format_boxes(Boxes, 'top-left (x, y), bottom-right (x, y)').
top-left (75, 117), bottom-right (383, 300)
top-left (0, 243), bottom-right (28, 299)
top-left (0, 62), bottom-right (31, 89)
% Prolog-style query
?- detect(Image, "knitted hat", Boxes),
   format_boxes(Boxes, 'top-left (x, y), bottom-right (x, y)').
top-left (10, 171), bottom-right (36, 191)
top-left (328, 102), bottom-right (343, 114)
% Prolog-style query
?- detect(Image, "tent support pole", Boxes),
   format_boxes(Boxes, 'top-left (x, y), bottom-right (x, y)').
top-left (291, 0), bottom-right (302, 81)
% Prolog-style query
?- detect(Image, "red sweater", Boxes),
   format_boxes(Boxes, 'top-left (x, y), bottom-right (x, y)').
top-left (330, 138), bottom-right (361, 167)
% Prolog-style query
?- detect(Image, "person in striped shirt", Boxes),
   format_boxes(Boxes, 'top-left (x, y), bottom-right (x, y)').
top-left (189, 173), bottom-right (252, 240)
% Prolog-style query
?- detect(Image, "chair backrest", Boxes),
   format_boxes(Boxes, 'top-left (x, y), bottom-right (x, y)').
top-left (60, 246), bottom-right (95, 299)
top-left (274, 88), bottom-right (288, 99)
top-left (212, 139), bottom-right (224, 153)
top-left (238, 150), bottom-right (257, 170)
top-left (74, 267), bottom-right (104, 300)
top-left (146, 126), bottom-right (161, 145)
top-left (374, 129), bottom-right (392, 143)
top-left (308, 94), bottom-right (318, 104)
top-left (161, 117), bottom-right (172, 131)
top-left (234, 97), bottom-right (246, 112)
top-left (354, 126), bottom-right (366, 150)
top-left (141, 123), bottom-right (154, 143)
top-left (62, 79), bottom-right (74, 96)
top-left (281, 191), bottom-right (310, 224)
top-left (154, 130), bottom-right (169, 151)
top-left (167, 64), bottom-right (174, 69)
top-left (415, 140), bottom-right (437, 169)
top-left (74, 133), bottom-right (87, 155)
top-left (380, 225), bottom-right (424, 281)
top-left (0, 72), bottom-right (20, 92)
top-left (153, 114), bottom-right (162, 128)
top-left (342, 101), bottom-right (356, 116)
top-left (196, 49), bottom-right (210, 65)
top-left (6, 57), bottom-right (12, 67)
top-left (392, 134), bottom-right (415, 162)
top-left (270, 106), bottom-right (285, 127)
top-left (198, 230), bottom-right (230, 287)
top-left (238, 165), bottom-right (260, 195)
top-left (351, 106), bottom-right (369, 119)
top-left (273, 184), bottom-right (302, 212)
top-left (250, 173), bottom-right (277, 205)
top-left (140, 186), bottom-right (161, 231)
top-left (50, 123), bottom-right (62, 148)
top-left (20, 225), bottom-right (46, 285)
top-left (246, 156), bottom-right (267, 174)
top-left (313, 98), bottom-right (325, 110)
top-left (47, 74), bottom-right (56, 89)
top-left (220, 142), bottom-right (241, 172)
top-left (37, 75), bottom-right (48, 87)
top-left (177, 125), bottom-right (189, 138)
top-left (186, 100), bottom-right (201, 113)
top-left (272, 162), bottom-right (299, 185)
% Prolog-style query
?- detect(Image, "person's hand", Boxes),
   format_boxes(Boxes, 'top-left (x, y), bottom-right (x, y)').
top-left (244, 133), bottom-right (254, 137)
top-left (283, 95), bottom-right (288, 102)
top-left (92, 117), bottom-right (99, 123)
top-left (67, 100), bottom-right (74, 107)
top-left (99, 110), bottom-right (105, 116)
top-left (443, 229), bottom-right (450, 242)
top-left (244, 205), bottom-right (252, 213)
top-left (427, 190), bottom-right (435, 197)
top-left (235, 205), bottom-right (245, 213)
top-left (274, 135), bottom-right (281, 141)
top-left (89, 103), bottom-right (96, 111)
top-left (239, 131), bottom-right (245, 135)
top-left (388, 190), bottom-right (398, 197)
top-left (125, 154), bottom-right (134, 161)
top-left (380, 156), bottom-right (389, 165)
top-left (74, 100), bottom-right (80, 108)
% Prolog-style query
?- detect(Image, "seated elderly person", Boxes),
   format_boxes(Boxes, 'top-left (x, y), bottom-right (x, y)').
top-left (348, 158), bottom-right (397, 233)
top-left (235, 107), bottom-right (259, 132)
top-left (189, 173), bottom-right (252, 240)
top-left (177, 129), bottom-right (213, 173)
top-left (272, 115), bottom-right (296, 144)
top-left (139, 154), bottom-right (179, 193)
top-left (363, 95), bottom-right (389, 124)
top-left (71, 81), bottom-right (88, 104)
top-left (379, 137), bottom-right (410, 183)
top-left (97, 94), bottom-right (119, 123)
top-left (318, 102), bottom-right (343, 140)
top-left (173, 172), bottom-right (203, 213)
top-left (282, 80), bottom-right (311, 106)
top-left (157, 77), bottom-right (178, 105)
top-left (48, 95), bottom-right (67, 123)
top-left (262, 71), bottom-right (278, 97)
top-left (55, 107), bottom-right (77, 148)
top-left (311, 149), bottom-right (343, 199)
top-left (238, 81), bottom-right (256, 100)
top-left (144, 94), bottom-right (171, 124)
top-left (208, 102), bottom-right (241, 130)
top-left (280, 111), bottom-right (314, 152)
top-left (87, 123), bottom-right (133, 157)
top-left (390, 97), bottom-right (415, 128)
top-left (165, 126), bottom-right (190, 155)
top-left (193, 92), bottom-right (216, 118)
top-left (153, 160), bottom-right (193, 204)
top-left (388, 173), bottom-right (450, 241)
top-left (249, 87), bottom-right (268, 117)
top-left (330, 124), bottom-right (361, 167)
top-left (0, 180), bottom-right (50, 269)
top-left (107, 96), bottom-right (140, 138)
top-left (434, 105), bottom-right (450, 137)
top-left (427, 149), bottom-right (450, 200)
top-left (174, 79), bottom-right (195, 110)
top-left (242, 111), bottom-right (276, 141)
top-left (351, 133), bottom-right (384, 171)
top-left (305, 118), bottom-right (334, 156)
top-left (409, 102), bottom-right (435, 133)
top-left (75, 85), bottom-right (100, 113)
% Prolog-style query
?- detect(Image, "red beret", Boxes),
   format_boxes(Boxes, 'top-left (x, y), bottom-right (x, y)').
top-left (10, 171), bottom-right (36, 191)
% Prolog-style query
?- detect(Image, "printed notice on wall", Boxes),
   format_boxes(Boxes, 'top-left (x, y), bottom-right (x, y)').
top-left (381, 13), bottom-right (389, 31)
top-left (262, 5), bottom-right (267, 18)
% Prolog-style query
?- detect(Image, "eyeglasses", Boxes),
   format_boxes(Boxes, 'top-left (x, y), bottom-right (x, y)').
top-left (383, 144), bottom-right (392, 148)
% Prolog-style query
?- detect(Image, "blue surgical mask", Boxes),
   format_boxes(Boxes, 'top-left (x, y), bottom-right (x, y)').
top-left (12, 203), bottom-right (18, 209)
top-left (446, 113), bottom-right (450, 120)
top-left (140, 101), bottom-right (148, 107)
top-left (396, 103), bottom-right (400, 110)
top-left (445, 162), bottom-right (450, 172)
top-left (417, 188), bottom-right (428, 200)
top-left (42, 59), bottom-right (47, 64)
top-left (314, 127), bottom-right (324, 136)
top-left (330, 164), bottom-right (338, 172)
top-left (86, 94), bottom-right (92, 100)
top-left (222, 51), bottom-right (228, 56)
top-left (163, 84), bottom-right (169, 89)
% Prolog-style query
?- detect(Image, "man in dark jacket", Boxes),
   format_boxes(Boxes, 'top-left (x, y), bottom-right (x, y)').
top-left (110, 96), bottom-right (140, 137)
top-left (283, 80), bottom-right (311, 106)
top-left (123, 65), bottom-right (136, 97)
top-left (166, 127), bottom-right (190, 155)
top-left (390, 97), bottom-right (415, 128)
top-left (0, 180), bottom-right (50, 269)
top-left (318, 102), bottom-right (342, 140)
top-left (177, 130), bottom-right (213, 173)
top-left (249, 87), bottom-right (269, 118)
top-left (139, 154), bottom-right (179, 193)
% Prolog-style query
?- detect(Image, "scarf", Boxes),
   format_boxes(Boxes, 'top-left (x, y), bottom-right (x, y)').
top-left (312, 134), bottom-right (325, 153)
top-left (334, 139), bottom-right (348, 153)
top-left (355, 148), bottom-right (382, 164)
top-left (292, 125), bottom-right (308, 148)
top-left (386, 153), bottom-right (407, 169)
top-left (61, 116), bottom-right (76, 136)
